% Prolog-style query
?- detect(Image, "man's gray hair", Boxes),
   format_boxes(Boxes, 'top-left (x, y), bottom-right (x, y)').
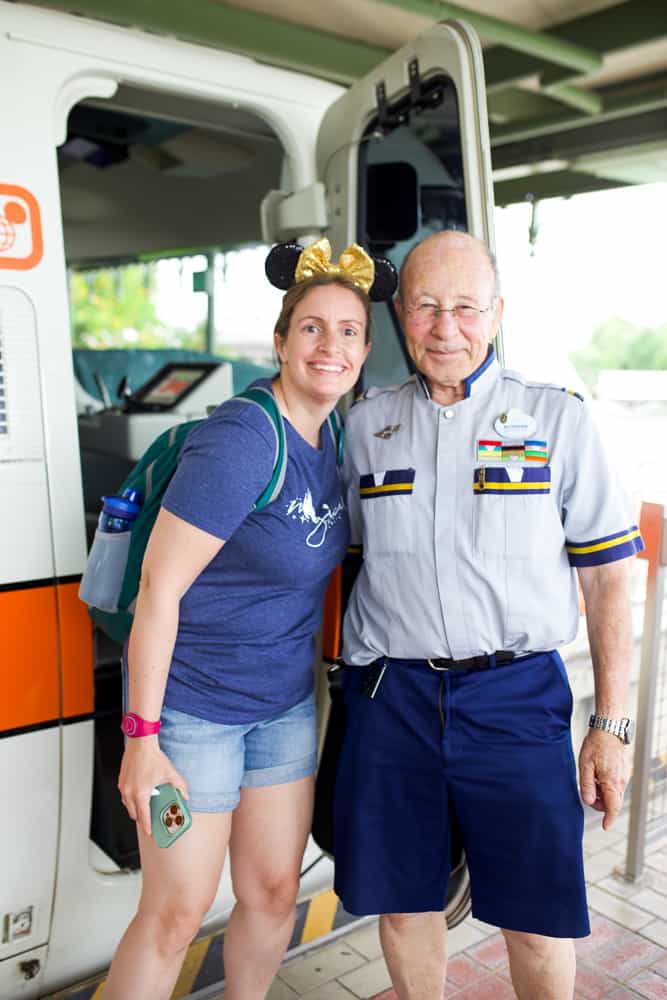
top-left (397, 230), bottom-right (502, 301)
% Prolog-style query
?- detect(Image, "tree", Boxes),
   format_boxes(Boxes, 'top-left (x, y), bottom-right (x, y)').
top-left (570, 317), bottom-right (667, 389)
top-left (69, 263), bottom-right (206, 350)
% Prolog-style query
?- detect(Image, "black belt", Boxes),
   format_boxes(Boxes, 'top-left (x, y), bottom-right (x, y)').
top-left (330, 651), bottom-right (517, 678)
top-left (327, 652), bottom-right (518, 701)
top-left (409, 651), bottom-right (515, 671)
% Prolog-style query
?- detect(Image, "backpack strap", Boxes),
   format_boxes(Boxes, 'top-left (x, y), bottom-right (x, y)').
top-left (236, 385), bottom-right (287, 509)
top-left (236, 387), bottom-right (343, 509)
top-left (325, 408), bottom-right (344, 466)
top-left (142, 421), bottom-right (198, 503)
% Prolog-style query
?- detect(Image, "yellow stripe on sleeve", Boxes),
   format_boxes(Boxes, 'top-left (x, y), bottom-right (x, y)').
top-left (566, 529), bottom-right (641, 555)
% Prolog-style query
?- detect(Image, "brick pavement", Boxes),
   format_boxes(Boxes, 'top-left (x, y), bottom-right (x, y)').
top-left (263, 811), bottom-right (667, 1000)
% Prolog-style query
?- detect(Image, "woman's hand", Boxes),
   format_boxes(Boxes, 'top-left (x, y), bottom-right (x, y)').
top-left (118, 738), bottom-right (189, 838)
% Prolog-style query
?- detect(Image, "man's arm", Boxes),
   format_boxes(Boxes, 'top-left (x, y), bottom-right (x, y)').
top-left (577, 557), bottom-right (634, 830)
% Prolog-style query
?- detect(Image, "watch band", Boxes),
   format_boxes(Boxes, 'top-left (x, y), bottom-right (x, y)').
top-left (121, 712), bottom-right (161, 738)
top-left (589, 714), bottom-right (634, 745)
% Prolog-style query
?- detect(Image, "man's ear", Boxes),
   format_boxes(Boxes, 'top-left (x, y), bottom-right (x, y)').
top-left (490, 296), bottom-right (504, 341)
top-left (394, 295), bottom-right (404, 326)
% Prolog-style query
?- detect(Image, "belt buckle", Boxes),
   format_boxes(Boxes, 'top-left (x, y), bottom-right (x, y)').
top-left (427, 658), bottom-right (449, 672)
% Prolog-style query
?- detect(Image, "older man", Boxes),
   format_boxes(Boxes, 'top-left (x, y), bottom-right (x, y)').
top-left (334, 231), bottom-right (642, 1000)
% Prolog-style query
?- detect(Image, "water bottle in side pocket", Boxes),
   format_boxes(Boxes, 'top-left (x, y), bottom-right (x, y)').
top-left (79, 489), bottom-right (142, 612)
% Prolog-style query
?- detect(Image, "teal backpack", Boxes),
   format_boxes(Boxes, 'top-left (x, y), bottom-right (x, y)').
top-left (88, 383), bottom-right (343, 644)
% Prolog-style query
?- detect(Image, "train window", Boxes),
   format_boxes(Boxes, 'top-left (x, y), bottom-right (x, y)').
top-left (357, 76), bottom-right (466, 387)
top-left (366, 162), bottom-right (419, 243)
top-left (69, 248), bottom-right (281, 410)
top-left (61, 87), bottom-right (285, 416)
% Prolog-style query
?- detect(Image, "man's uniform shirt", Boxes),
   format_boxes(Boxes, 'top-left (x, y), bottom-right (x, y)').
top-left (342, 350), bottom-right (643, 665)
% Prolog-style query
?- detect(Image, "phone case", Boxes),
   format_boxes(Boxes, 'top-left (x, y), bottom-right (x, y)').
top-left (150, 784), bottom-right (192, 848)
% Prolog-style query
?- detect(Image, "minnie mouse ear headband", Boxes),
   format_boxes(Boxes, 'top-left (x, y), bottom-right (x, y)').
top-left (265, 238), bottom-right (398, 303)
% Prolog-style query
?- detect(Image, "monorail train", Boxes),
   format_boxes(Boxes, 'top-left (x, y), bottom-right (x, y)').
top-left (0, 4), bottom-right (494, 994)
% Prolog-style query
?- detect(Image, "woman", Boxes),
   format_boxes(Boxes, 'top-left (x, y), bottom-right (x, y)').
top-left (104, 239), bottom-right (396, 1000)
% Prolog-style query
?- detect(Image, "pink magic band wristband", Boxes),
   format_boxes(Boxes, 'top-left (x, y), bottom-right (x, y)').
top-left (121, 712), bottom-right (161, 737)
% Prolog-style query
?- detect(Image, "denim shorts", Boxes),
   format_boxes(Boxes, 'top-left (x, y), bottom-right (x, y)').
top-left (157, 693), bottom-right (317, 813)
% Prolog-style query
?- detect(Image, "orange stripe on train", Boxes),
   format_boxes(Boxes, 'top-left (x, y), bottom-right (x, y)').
top-left (0, 581), bottom-right (93, 732)
top-left (58, 582), bottom-right (94, 720)
top-left (322, 565), bottom-right (342, 662)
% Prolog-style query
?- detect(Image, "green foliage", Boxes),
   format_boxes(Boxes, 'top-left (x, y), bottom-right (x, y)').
top-left (570, 317), bottom-right (667, 389)
top-left (69, 263), bottom-right (206, 350)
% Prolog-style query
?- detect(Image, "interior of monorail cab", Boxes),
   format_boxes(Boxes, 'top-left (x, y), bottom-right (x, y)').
top-left (61, 85), bottom-right (285, 868)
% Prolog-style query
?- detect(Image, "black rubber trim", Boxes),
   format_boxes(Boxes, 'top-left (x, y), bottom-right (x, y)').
top-left (0, 573), bottom-right (82, 594)
top-left (0, 712), bottom-right (94, 740)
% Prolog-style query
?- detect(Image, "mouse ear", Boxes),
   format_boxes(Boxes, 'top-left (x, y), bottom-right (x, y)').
top-left (369, 256), bottom-right (398, 302)
top-left (265, 243), bottom-right (303, 290)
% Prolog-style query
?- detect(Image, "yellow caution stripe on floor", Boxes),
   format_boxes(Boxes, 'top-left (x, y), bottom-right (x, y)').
top-left (301, 889), bottom-right (339, 944)
top-left (44, 890), bottom-right (361, 1000)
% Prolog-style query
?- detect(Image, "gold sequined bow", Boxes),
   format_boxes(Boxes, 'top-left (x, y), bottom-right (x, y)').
top-left (295, 238), bottom-right (374, 293)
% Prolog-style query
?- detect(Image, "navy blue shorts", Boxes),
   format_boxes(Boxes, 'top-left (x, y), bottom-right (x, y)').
top-left (333, 650), bottom-right (590, 938)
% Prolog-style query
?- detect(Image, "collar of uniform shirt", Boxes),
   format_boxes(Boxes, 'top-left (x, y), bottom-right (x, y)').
top-left (416, 346), bottom-right (499, 402)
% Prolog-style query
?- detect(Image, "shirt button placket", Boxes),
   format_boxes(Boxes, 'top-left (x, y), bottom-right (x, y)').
top-left (434, 407), bottom-right (458, 656)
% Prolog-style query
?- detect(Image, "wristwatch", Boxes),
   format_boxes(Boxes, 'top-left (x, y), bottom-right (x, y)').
top-left (121, 712), bottom-right (161, 738)
top-left (589, 714), bottom-right (635, 745)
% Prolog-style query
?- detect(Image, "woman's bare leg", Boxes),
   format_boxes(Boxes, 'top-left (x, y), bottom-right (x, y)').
top-left (223, 776), bottom-right (315, 1000)
top-left (104, 811), bottom-right (231, 1000)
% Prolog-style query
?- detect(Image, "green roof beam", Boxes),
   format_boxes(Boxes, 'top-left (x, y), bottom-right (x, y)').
top-left (487, 87), bottom-right (559, 123)
top-left (23, 0), bottom-right (390, 84)
top-left (540, 64), bottom-right (593, 88)
top-left (485, 0), bottom-right (667, 90)
top-left (488, 76), bottom-right (604, 118)
top-left (494, 170), bottom-right (624, 206)
top-left (541, 82), bottom-right (603, 115)
top-left (491, 81), bottom-right (667, 147)
top-left (540, 0), bottom-right (667, 55)
top-left (375, 0), bottom-right (601, 74)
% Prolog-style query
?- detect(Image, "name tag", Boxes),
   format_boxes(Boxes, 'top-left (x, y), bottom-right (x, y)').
top-left (494, 408), bottom-right (536, 439)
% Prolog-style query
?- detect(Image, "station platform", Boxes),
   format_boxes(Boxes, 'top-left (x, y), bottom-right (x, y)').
top-left (47, 810), bottom-right (667, 1000)
top-left (257, 813), bottom-right (667, 1000)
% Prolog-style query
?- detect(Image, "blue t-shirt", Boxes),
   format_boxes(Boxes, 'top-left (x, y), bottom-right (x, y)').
top-left (161, 385), bottom-right (348, 724)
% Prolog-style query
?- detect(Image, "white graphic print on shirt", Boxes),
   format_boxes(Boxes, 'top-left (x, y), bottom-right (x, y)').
top-left (286, 489), bottom-right (345, 548)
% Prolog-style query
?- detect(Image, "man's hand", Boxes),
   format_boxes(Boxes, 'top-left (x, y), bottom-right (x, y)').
top-left (579, 728), bottom-right (629, 830)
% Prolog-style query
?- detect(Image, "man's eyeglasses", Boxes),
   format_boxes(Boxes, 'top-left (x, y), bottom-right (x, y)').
top-left (405, 301), bottom-right (495, 327)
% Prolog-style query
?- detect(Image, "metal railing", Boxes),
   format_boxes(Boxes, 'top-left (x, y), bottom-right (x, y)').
top-left (625, 501), bottom-right (667, 881)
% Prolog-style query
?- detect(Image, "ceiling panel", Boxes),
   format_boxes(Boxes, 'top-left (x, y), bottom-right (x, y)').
top-left (20, 0), bottom-right (667, 203)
